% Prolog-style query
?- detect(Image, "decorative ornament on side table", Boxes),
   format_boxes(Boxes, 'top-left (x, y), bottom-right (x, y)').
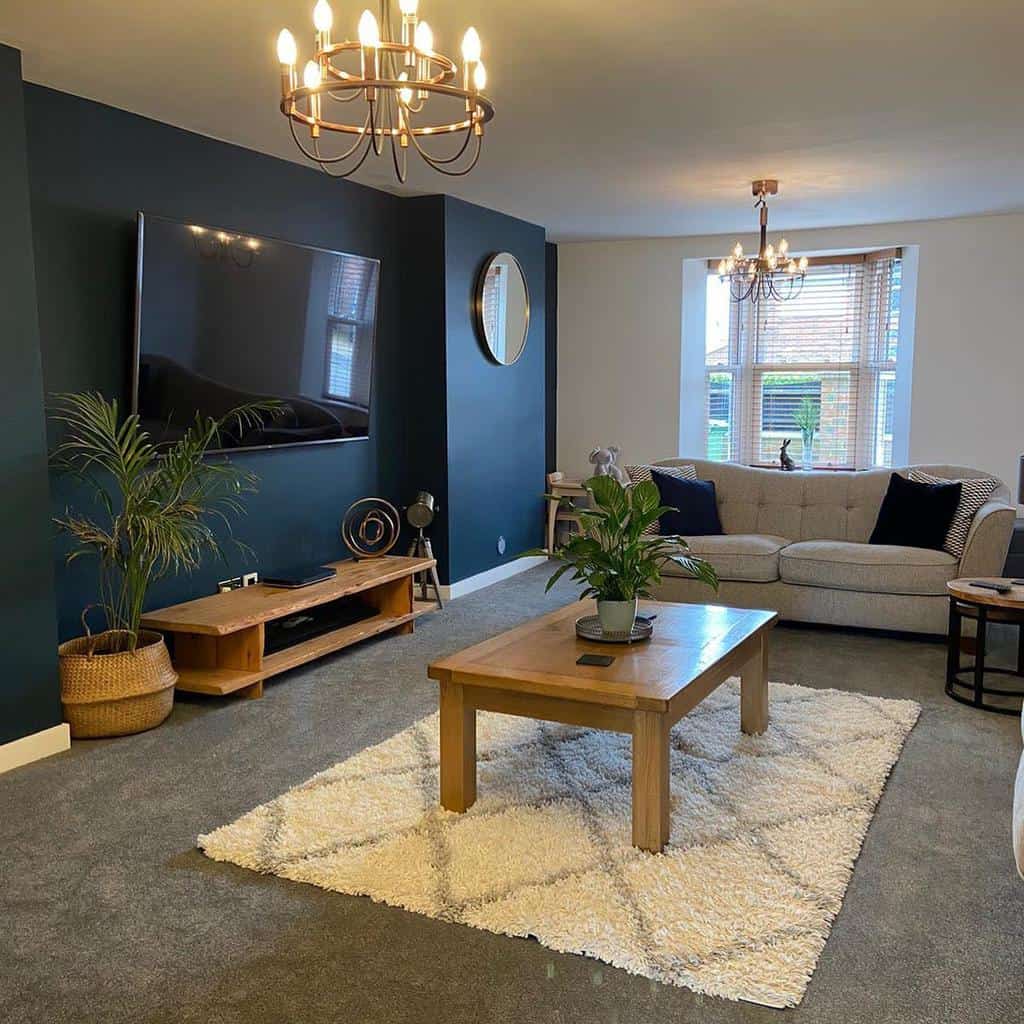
top-left (51, 392), bottom-right (278, 737)
top-left (588, 445), bottom-right (630, 486)
top-left (792, 397), bottom-right (820, 471)
top-left (275, 0), bottom-right (494, 183)
top-left (341, 497), bottom-right (401, 559)
top-left (525, 476), bottom-right (718, 641)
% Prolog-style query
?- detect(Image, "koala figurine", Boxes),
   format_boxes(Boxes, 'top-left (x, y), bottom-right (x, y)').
top-left (589, 445), bottom-right (630, 486)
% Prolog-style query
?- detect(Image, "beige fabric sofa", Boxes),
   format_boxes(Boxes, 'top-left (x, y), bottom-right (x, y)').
top-left (650, 459), bottom-right (1015, 635)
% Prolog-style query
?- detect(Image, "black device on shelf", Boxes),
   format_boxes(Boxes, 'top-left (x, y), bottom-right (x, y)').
top-left (264, 596), bottom-right (378, 656)
top-left (263, 565), bottom-right (338, 589)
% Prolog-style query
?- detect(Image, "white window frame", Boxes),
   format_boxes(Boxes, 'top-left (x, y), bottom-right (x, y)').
top-left (700, 250), bottom-right (904, 470)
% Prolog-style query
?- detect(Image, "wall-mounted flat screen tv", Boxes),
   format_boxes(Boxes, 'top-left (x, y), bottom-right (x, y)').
top-left (133, 213), bottom-right (380, 453)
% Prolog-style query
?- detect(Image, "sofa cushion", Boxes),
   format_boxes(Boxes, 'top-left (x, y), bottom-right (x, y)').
top-left (780, 540), bottom-right (959, 596)
top-left (662, 534), bottom-right (790, 583)
top-left (626, 464), bottom-right (696, 537)
top-left (653, 471), bottom-right (723, 537)
top-left (869, 472), bottom-right (962, 551)
top-left (908, 469), bottom-right (998, 558)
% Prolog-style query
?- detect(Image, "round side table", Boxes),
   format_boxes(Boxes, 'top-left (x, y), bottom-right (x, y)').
top-left (946, 578), bottom-right (1024, 715)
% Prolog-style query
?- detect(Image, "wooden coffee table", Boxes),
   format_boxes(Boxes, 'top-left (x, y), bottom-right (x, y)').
top-left (427, 600), bottom-right (777, 853)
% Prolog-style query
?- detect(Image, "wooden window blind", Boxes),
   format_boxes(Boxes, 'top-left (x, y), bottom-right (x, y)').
top-left (704, 249), bottom-right (902, 469)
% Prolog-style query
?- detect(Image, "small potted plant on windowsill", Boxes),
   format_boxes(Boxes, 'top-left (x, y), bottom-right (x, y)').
top-left (527, 475), bottom-right (718, 636)
top-left (50, 392), bottom-right (278, 738)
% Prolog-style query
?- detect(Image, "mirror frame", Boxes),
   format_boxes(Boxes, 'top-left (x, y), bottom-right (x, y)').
top-left (473, 252), bottom-right (530, 366)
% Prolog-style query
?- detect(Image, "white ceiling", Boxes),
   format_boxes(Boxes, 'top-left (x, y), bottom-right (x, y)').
top-left (4, 0), bottom-right (1024, 241)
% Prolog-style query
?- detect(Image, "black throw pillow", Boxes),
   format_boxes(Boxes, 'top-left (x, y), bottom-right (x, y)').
top-left (651, 470), bottom-right (723, 537)
top-left (869, 472), bottom-right (962, 550)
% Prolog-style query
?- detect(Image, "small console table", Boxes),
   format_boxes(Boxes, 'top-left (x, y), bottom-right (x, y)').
top-left (141, 556), bottom-right (438, 699)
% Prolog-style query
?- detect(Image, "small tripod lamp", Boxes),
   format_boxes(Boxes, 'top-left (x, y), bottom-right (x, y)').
top-left (406, 491), bottom-right (444, 609)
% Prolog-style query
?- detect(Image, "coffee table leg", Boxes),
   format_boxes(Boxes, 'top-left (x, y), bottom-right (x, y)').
top-left (740, 635), bottom-right (769, 735)
top-left (439, 680), bottom-right (476, 812)
top-left (632, 710), bottom-right (670, 853)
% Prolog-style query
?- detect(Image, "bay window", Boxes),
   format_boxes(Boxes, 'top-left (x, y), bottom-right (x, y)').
top-left (704, 250), bottom-right (902, 469)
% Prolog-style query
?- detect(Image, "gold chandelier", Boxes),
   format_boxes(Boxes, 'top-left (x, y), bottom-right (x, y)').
top-left (718, 180), bottom-right (808, 303)
top-left (275, 0), bottom-right (494, 182)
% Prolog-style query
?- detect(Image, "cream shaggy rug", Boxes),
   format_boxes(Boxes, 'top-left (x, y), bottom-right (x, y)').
top-left (200, 679), bottom-right (919, 1008)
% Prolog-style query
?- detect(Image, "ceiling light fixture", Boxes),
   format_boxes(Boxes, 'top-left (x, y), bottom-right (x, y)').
top-left (718, 180), bottom-right (808, 303)
top-left (275, 0), bottom-right (494, 182)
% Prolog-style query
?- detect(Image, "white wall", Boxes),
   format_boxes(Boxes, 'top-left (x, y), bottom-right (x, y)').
top-left (557, 213), bottom-right (1024, 496)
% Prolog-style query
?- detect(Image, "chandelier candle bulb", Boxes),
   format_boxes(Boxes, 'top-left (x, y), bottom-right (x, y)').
top-left (462, 26), bottom-right (481, 111)
top-left (399, 0), bottom-right (417, 61)
top-left (303, 60), bottom-right (322, 134)
top-left (461, 26), bottom-right (481, 63)
top-left (414, 20), bottom-right (432, 98)
top-left (313, 0), bottom-right (332, 50)
top-left (277, 28), bottom-right (297, 99)
top-left (358, 9), bottom-right (380, 102)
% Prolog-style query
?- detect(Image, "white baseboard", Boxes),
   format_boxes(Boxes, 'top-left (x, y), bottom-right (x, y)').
top-left (0, 723), bottom-right (71, 776)
top-left (440, 555), bottom-right (549, 601)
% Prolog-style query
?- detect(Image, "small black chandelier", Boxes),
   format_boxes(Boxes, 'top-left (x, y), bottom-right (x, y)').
top-left (718, 180), bottom-right (808, 303)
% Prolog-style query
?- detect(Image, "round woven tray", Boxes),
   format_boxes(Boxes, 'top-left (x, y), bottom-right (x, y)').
top-left (575, 615), bottom-right (653, 645)
top-left (58, 630), bottom-right (177, 738)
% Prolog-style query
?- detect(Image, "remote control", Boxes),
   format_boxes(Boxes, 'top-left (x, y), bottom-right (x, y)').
top-left (970, 581), bottom-right (1011, 593)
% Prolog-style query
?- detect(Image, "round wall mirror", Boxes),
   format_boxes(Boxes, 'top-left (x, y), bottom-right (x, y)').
top-left (474, 252), bottom-right (530, 365)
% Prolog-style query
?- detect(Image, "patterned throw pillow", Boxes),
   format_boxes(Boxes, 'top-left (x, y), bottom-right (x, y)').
top-left (625, 464), bottom-right (698, 536)
top-left (907, 469), bottom-right (998, 558)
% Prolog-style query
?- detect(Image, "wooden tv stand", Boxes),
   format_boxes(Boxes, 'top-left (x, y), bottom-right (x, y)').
top-left (140, 556), bottom-right (438, 699)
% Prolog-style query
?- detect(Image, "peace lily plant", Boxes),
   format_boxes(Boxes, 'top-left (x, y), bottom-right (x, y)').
top-left (530, 475), bottom-right (719, 636)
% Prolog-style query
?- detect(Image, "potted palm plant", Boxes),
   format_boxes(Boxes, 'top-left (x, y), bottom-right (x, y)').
top-left (51, 392), bottom-right (274, 738)
top-left (793, 396), bottom-right (820, 471)
top-left (530, 475), bottom-right (718, 636)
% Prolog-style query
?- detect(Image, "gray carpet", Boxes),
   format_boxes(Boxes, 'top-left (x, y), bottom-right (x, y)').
top-left (2, 567), bottom-right (1022, 1024)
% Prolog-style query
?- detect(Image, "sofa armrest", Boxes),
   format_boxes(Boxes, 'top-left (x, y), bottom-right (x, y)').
top-left (957, 500), bottom-right (1016, 578)
top-left (1014, 734), bottom-right (1024, 879)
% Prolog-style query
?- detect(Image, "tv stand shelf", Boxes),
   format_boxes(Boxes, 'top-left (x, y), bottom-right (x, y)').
top-left (141, 556), bottom-right (438, 699)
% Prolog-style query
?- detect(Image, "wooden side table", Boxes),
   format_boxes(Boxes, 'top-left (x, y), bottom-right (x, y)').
top-left (545, 472), bottom-right (588, 553)
top-left (946, 578), bottom-right (1024, 715)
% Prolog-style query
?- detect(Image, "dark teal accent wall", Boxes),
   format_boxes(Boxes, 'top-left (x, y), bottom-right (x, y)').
top-left (443, 197), bottom-right (546, 582)
top-left (0, 47), bottom-right (61, 745)
top-left (545, 242), bottom-right (558, 474)
top-left (24, 84), bottom-right (407, 640)
top-left (10, 65), bottom-right (548, 688)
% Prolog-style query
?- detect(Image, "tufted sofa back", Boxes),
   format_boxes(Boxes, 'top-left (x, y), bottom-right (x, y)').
top-left (650, 459), bottom-right (1010, 543)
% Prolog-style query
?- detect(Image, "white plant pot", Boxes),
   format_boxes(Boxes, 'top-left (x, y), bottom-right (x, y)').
top-left (597, 598), bottom-right (638, 636)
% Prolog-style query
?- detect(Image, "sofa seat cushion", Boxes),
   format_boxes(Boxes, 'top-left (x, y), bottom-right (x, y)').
top-left (780, 540), bottom-right (959, 596)
top-left (662, 534), bottom-right (790, 583)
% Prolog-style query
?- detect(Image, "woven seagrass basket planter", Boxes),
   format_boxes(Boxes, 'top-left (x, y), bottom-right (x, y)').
top-left (58, 630), bottom-right (177, 739)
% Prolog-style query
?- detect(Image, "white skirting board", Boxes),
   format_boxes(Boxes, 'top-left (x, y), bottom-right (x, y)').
top-left (439, 555), bottom-right (549, 601)
top-left (0, 723), bottom-right (70, 776)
